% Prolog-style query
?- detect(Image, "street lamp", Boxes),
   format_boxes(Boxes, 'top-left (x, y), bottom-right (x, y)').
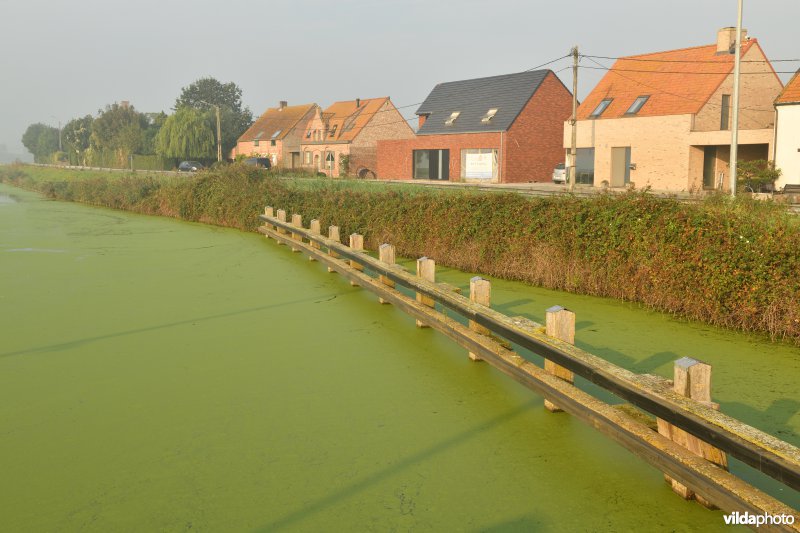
top-left (198, 100), bottom-right (222, 162)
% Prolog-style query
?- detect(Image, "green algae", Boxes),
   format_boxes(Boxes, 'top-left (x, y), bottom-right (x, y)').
top-left (2, 184), bottom-right (791, 531)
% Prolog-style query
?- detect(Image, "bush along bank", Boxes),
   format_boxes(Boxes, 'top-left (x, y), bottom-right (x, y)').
top-left (2, 164), bottom-right (799, 343)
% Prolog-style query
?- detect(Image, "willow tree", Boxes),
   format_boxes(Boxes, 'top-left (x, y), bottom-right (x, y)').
top-left (174, 77), bottom-right (253, 156)
top-left (155, 107), bottom-right (215, 160)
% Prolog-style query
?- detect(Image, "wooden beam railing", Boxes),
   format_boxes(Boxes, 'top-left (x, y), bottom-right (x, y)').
top-left (258, 209), bottom-right (799, 527)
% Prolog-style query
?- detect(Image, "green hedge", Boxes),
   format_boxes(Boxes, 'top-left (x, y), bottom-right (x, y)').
top-left (3, 164), bottom-right (799, 343)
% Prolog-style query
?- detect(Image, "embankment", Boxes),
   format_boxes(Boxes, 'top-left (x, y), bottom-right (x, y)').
top-left (3, 163), bottom-right (799, 343)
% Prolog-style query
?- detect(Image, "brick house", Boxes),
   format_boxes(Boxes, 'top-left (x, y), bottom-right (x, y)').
top-left (377, 69), bottom-right (573, 183)
top-left (566, 28), bottom-right (783, 192)
top-left (232, 101), bottom-right (318, 169)
top-left (774, 70), bottom-right (800, 190)
top-left (299, 98), bottom-right (414, 177)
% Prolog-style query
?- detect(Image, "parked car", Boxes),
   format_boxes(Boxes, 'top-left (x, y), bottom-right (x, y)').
top-left (243, 157), bottom-right (272, 169)
top-left (552, 163), bottom-right (566, 184)
top-left (178, 161), bottom-right (204, 172)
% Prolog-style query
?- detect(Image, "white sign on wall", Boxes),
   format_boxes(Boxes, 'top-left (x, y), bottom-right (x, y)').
top-left (465, 152), bottom-right (494, 178)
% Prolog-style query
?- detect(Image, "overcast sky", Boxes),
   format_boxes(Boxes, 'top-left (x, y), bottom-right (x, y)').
top-left (1, 0), bottom-right (798, 158)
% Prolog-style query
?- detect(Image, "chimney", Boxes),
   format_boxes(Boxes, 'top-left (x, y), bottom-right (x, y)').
top-left (716, 27), bottom-right (747, 54)
top-left (356, 98), bottom-right (361, 108)
top-left (120, 100), bottom-right (130, 109)
top-left (279, 100), bottom-right (287, 110)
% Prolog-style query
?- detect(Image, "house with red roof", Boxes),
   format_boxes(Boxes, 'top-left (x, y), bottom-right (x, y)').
top-left (566, 28), bottom-right (783, 192)
top-left (377, 69), bottom-right (573, 183)
top-left (299, 97), bottom-right (414, 177)
top-left (774, 70), bottom-right (800, 190)
top-left (232, 102), bottom-right (318, 169)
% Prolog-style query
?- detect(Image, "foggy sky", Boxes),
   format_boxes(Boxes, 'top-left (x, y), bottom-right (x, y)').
top-left (1, 0), bottom-right (798, 159)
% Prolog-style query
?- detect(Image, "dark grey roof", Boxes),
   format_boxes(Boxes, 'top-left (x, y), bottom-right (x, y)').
top-left (416, 70), bottom-right (550, 135)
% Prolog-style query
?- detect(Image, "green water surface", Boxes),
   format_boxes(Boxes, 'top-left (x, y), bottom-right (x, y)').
top-left (1, 184), bottom-right (796, 532)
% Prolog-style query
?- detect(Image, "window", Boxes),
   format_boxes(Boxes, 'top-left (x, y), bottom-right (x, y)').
top-left (444, 111), bottom-right (461, 126)
top-left (576, 148), bottom-right (595, 185)
top-left (590, 98), bottom-right (613, 118)
top-left (304, 151), bottom-right (312, 165)
top-left (460, 148), bottom-right (498, 179)
top-left (625, 96), bottom-right (649, 115)
top-left (270, 140), bottom-right (276, 147)
top-left (721, 94), bottom-right (731, 130)
top-left (306, 130), bottom-right (312, 139)
top-left (271, 130), bottom-right (282, 139)
top-left (481, 108), bottom-right (499, 123)
top-left (329, 125), bottom-right (338, 137)
top-left (325, 151), bottom-right (335, 173)
top-left (254, 139), bottom-right (259, 147)
top-left (413, 149), bottom-right (449, 180)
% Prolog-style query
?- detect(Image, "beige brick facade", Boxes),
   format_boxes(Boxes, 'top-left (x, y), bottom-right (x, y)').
top-left (566, 37), bottom-right (781, 192)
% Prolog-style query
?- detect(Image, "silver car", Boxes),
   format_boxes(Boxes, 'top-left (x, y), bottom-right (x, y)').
top-left (552, 163), bottom-right (566, 184)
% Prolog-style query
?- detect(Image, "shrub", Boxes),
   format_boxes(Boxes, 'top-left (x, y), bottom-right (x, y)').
top-left (3, 164), bottom-right (799, 343)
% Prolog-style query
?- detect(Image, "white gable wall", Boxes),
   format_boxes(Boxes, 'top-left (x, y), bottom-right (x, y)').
top-left (775, 104), bottom-right (800, 189)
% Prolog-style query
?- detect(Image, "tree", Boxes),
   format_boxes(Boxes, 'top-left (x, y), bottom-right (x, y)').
top-left (141, 112), bottom-right (168, 155)
top-left (154, 107), bottom-right (215, 160)
top-left (21, 123), bottom-right (59, 163)
top-left (62, 115), bottom-right (93, 165)
top-left (91, 102), bottom-right (148, 166)
top-left (174, 77), bottom-right (253, 157)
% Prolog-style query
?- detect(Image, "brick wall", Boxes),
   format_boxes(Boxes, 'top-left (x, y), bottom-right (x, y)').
top-left (377, 71), bottom-right (571, 183)
top-left (377, 133), bottom-right (502, 180)
top-left (350, 100), bottom-right (415, 176)
top-left (694, 44), bottom-right (782, 132)
top-left (504, 71), bottom-right (573, 183)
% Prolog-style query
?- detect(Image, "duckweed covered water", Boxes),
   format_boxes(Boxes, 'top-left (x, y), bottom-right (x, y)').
top-left (1, 184), bottom-right (795, 531)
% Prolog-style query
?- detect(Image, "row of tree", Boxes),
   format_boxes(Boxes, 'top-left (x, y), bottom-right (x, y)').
top-left (21, 78), bottom-right (253, 168)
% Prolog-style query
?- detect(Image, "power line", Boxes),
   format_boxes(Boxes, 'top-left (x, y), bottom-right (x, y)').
top-left (578, 64), bottom-right (800, 75)
top-left (582, 53), bottom-right (800, 64)
top-left (241, 55), bottom-right (575, 136)
top-left (579, 55), bottom-right (772, 118)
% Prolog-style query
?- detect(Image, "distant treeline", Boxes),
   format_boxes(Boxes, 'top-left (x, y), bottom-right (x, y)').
top-left (21, 78), bottom-right (253, 170)
top-left (3, 164), bottom-right (799, 344)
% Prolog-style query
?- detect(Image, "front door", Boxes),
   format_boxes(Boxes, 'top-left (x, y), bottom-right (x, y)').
top-left (611, 147), bottom-right (631, 187)
top-left (291, 152), bottom-right (300, 169)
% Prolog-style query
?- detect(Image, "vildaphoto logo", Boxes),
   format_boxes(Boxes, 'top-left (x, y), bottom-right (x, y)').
top-left (723, 511), bottom-right (796, 527)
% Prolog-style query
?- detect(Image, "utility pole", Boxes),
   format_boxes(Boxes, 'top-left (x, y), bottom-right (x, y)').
top-left (569, 46), bottom-right (579, 193)
top-left (214, 105), bottom-right (222, 163)
top-left (729, 0), bottom-right (744, 197)
top-left (198, 100), bottom-right (222, 162)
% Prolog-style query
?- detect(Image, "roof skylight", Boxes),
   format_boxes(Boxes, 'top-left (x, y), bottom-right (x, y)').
top-left (445, 111), bottom-right (461, 126)
top-left (590, 99), bottom-right (613, 118)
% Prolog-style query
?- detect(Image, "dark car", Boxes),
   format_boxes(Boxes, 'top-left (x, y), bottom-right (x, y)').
top-left (243, 157), bottom-right (272, 169)
top-left (178, 161), bottom-right (204, 172)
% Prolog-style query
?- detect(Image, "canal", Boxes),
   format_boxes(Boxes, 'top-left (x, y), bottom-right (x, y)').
top-left (1, 184), bottom-right (797, 531)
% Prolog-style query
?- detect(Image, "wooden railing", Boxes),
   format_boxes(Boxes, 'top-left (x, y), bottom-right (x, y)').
top-left (259, 207), bottom-right (799, 530)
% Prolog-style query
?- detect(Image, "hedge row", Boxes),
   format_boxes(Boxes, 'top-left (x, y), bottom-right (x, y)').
top-left (3, 164), bottom-right (799, 343)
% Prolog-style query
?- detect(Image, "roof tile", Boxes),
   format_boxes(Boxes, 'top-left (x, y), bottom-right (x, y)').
top-left (776, 70), bottom-right (800, 104)
top-left (239, 104), bottom-right (316, 142)
top-left (578, 41), bottom-right (759, 120)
